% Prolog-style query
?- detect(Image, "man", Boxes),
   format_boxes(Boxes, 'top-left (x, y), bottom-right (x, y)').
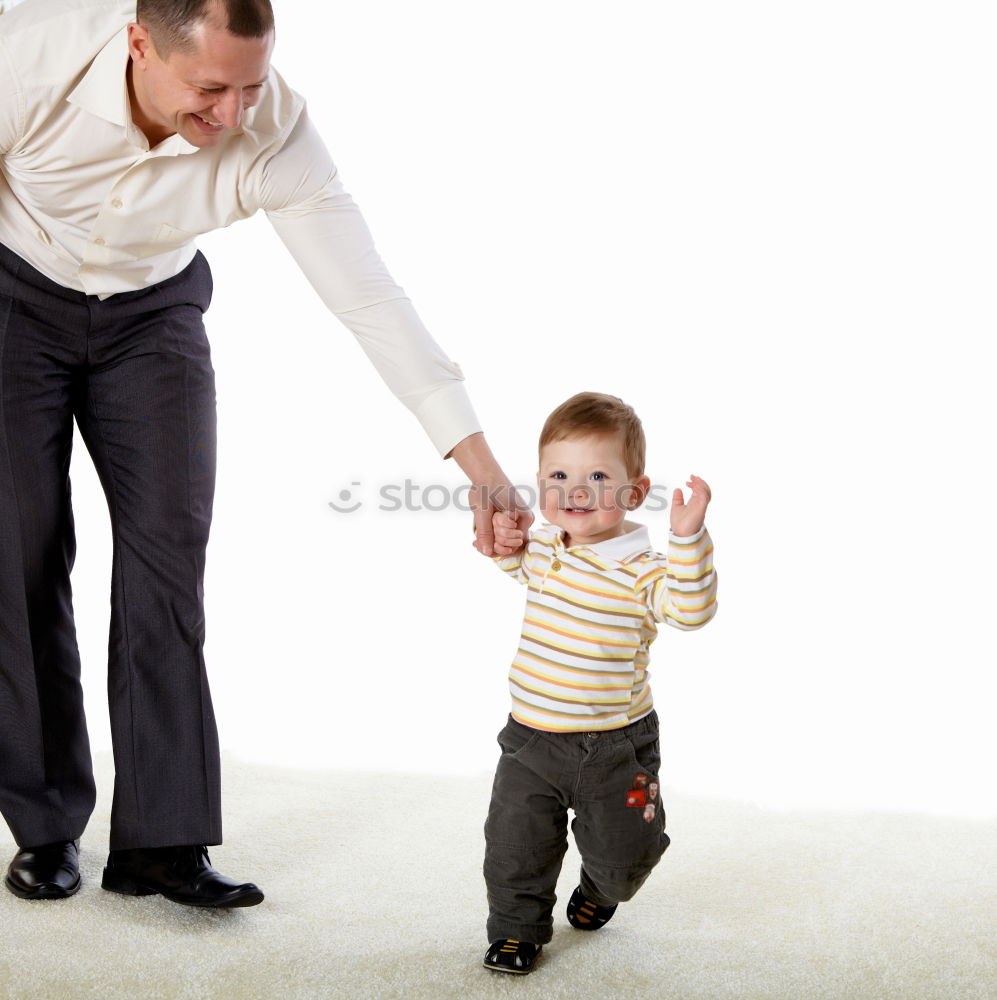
top-left (0, 0), bottom-right (528, 908)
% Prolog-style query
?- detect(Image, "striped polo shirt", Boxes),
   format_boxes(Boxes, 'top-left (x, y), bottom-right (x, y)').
top-left (494, 521), bottom-right (717, 733)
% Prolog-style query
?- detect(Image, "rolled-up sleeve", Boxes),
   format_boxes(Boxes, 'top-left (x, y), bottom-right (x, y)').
top-left (261, 109), bottom-right (480, 456)
top-left (0, 36), bottom-right (23, 155)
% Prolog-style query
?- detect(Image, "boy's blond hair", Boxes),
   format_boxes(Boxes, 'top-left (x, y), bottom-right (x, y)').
top-left (539, 392), bottom-right (645, 480)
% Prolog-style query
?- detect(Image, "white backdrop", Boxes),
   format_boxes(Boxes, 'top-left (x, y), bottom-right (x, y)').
top-left (63, 1), bottom-right (994, 817)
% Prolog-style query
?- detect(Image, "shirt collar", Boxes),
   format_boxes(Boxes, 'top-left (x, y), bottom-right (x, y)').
top-left (66, 25), bottom-right (199, 155)
top-left (547, 522), bottom-right (652, 563)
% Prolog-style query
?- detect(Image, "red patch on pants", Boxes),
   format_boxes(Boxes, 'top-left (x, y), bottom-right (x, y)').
top-left (626, 773), bottom-right (653, 811)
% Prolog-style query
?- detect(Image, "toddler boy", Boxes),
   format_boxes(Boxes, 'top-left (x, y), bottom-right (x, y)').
top-left (482, 391), bottom-right (717, 974)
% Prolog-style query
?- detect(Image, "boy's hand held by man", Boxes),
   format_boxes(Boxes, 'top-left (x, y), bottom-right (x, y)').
top-left (670, 475), bottom-right (711, 537)
top-left (490, 509), bottom-right (530, 557)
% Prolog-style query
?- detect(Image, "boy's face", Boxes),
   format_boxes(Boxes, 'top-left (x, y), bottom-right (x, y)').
top-left (537, 433), bottom-right (649, 547)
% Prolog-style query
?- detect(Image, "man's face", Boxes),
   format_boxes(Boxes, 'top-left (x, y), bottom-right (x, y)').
top-left (127, 17), bottom-right (274, 148)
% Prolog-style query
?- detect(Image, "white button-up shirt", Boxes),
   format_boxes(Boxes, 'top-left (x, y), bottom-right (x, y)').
top-left (0, 0), bottom-right (479, 455)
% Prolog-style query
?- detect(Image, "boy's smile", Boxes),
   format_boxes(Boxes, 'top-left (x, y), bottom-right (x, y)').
top-left (537, 433), bottom-right (650, 548)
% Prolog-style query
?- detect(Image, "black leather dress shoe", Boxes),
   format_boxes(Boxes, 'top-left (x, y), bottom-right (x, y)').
top-left (5, 840), bottom-right (82, 900)
top-left (101, 845), bottom-right (264, 908)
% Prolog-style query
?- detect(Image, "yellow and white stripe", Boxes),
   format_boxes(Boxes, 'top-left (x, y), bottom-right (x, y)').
top-left (494, 522), bottom-right (717, 732)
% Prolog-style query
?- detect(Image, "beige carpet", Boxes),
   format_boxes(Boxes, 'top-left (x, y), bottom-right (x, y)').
top-left (0, 755), bottom-right (993, 1000)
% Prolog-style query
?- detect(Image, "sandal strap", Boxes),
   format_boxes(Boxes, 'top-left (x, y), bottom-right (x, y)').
top-left (567, 886), bottom-right (618, 929)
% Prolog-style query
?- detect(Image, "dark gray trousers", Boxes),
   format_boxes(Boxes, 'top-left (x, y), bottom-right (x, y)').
top-left (0, 243), bottom-right (221, 851)
top-left (484, 712), bottom-right (670, 944)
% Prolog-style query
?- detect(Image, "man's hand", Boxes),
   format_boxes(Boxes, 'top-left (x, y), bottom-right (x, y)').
top-left (670, 474), bottom-right (712, 537)
top-left (466, 484), bottom-right (533, 557)
top-left (449, 432), bottom-right (534, 557)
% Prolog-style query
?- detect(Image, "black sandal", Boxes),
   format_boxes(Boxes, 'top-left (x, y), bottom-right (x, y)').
top-left (566, 886), bottom-right (618, 930)
top-left (483, 939), bottom-right (542, 975)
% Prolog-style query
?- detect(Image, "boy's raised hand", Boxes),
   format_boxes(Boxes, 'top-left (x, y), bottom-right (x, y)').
top-left (670, 475), bottom-right (712, 537)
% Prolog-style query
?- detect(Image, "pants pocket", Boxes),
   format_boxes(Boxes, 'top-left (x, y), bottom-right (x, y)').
top-left (496, 716), bottom-right (542, 760)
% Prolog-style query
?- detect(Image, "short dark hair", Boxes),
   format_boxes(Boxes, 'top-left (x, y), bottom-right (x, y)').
top-left (540, 392), bottom-right (646, 480)
top-left (137, 0), bottom-right (275, 55)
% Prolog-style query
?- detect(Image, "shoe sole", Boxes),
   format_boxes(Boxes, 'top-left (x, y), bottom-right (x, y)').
top-left (483, 960), bottom-right (535, 976)
top-left (4, 874), bottom-right (81, 900)
top-left (101, 869), bottom-right (264, 908)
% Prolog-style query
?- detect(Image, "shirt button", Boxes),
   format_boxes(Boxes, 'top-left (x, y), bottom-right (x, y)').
top-left (94, 237), bottom-right (105, 246)
top-left (111, 198), bottom-right (123, 209)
